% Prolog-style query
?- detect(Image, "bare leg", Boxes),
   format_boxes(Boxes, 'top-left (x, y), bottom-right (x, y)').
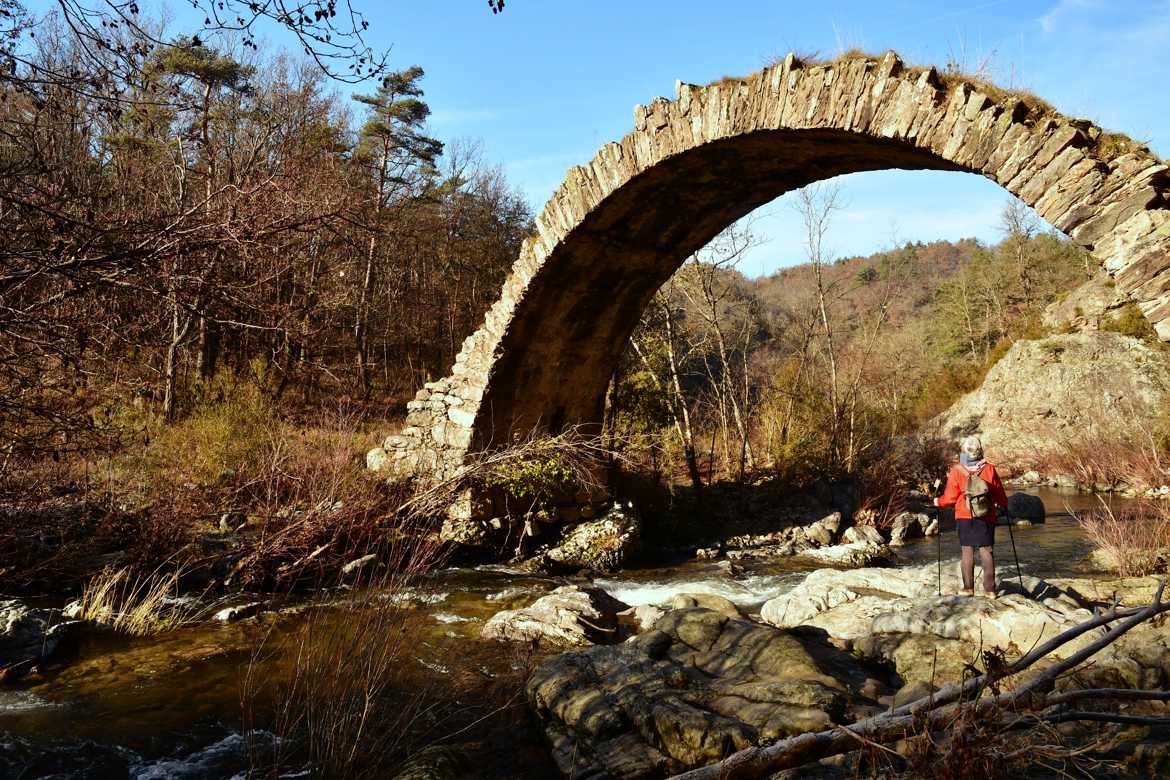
top-left (981, 546), bottom-right (996, 595)
top-left (961, 545), bottom-right (975, 593)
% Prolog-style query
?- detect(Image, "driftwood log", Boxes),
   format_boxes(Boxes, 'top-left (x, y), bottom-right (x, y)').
top-left (671, 581), bottom-right (1169, 780)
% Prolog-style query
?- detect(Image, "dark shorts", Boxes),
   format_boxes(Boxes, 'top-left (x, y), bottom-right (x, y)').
top-left (957, 518), bottom-right (995, 548)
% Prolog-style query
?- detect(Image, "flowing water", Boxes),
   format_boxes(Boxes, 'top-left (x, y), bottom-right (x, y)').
top-left (0, 486), bottom-right (1142, 778)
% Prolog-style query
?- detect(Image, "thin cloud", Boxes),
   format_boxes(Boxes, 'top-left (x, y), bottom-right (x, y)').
top-left (1038, 0), bottom-right (1104, 34)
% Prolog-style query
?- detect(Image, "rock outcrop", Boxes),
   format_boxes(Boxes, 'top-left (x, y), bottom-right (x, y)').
top-left (482, 585), bottom-right (629, 647)
top-left (724, 510), bottom-right (902, 568)
top-left (936, 331), bottom-right (1170, 463)
top-left (760, 564), bottom-right (1170, 688)
top-left (523, 503), bottom-right (641, 574)
top-left (526, 608), bottom-right (886, 779)
top-left (1042, 272), bottom-right (1130, 332)
top-left (889, 511), bottom-right (935, 546)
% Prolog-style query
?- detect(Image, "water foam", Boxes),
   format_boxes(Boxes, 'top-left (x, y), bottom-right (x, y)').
top-left (594, 571), bottom-right (802, 608)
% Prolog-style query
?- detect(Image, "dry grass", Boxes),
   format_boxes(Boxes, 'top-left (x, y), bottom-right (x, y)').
top-left (1037, 427), bottom-right (1170, 493)
top-left (73, 565), bottom-right (204, 636)
top-left (402, 426), bottom-right (616, 520)
top-left (1078, 500), bottom-right (1170, 577)
top-left (243, 599), bottom-right (428, 778)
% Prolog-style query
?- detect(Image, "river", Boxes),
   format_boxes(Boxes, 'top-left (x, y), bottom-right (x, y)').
top-left (0, 486), bottom-right (1141, 778)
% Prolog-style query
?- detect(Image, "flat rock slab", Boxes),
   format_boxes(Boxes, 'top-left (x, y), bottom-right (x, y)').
top-left (760, 563), bottom-right (1170, 689)
top-left (482, 585), bottom-right (629, 647)
top-left (526, 607), bottom-right (886, 779)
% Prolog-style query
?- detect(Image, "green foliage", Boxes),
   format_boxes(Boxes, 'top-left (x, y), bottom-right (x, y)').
top-left (485, 452), bottom-right (576, 503)
top-left (157, 38), bottom-right (253, 90)
top-left (354, 66), bottom-right (443, 180)
top-left (1101, 303), bottom-right (1157, 342)
top-left (855, 266), bottom-right (879, 285)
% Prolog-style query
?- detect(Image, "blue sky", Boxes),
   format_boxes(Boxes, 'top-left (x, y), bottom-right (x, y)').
top-left (382, 0), bottom-right (1169, 275)
top-left (29, 1), bottom-right (1170, 275)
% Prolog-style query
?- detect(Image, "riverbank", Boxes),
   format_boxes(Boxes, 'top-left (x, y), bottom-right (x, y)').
top-left (2, 487), bottom-right (1163, 778)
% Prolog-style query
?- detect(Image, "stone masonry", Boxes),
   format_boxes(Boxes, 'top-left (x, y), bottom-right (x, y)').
top-left (369, 51), bottom-right (1170, 482)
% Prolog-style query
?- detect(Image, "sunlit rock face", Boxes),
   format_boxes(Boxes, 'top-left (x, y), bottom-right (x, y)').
top-left (936, 330), bottom-right (1170, 466)
top-left (370, 51), bottom-right (1170, 482)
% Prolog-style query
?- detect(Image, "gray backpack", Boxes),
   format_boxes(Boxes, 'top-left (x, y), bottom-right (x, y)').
top-left (964, 465), bottom-right (992, 518)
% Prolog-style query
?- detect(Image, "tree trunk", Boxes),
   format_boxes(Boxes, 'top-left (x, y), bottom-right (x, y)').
top-left (354, 234), bottom-right (375, 397)
top-left (163, 290), bottom-right (190, 421)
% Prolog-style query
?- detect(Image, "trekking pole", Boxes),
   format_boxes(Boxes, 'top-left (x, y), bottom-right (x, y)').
top-left (930, 478), bottom-right (942, 597)
top-left (1005, 508), bottom-right (1024, 591)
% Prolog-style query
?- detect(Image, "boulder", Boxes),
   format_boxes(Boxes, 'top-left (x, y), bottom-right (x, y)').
top-left (798, 540), bottom-right (894, 568)
top-left (526, 608), bottom-right (883, 779)
top-left (213, 601), bottom-right (266, 622)
top-left (1, 600), bottom-right (71, 680)
top-left (482, 585), bottom-right (630, 647)
top-left (1049, 574), bottom-right (1170, 689)
top-left (796, 524), bottom-right (893, 568)
top-left (528, 503), bottom-right (641, 574)
top-left (365, 447), bottom-right (391, 472)
top-left (627, 604), bottom-right (666, 631)
top-left (843, 525), bottom-right (884, 546)
top-left (1007, 492), bottom-right (1046, 522)
top-left (888, 512), bottom-right (933, 546)
top-left (438, 515), bottom-right (493, 548)
top-left (803, 511), bottom-right (843, 546)
top-left (668, 593), bottom-right (742, 619)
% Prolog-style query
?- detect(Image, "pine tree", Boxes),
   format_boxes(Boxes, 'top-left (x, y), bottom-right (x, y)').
top-left (351, 67), bottom-right (443, 396)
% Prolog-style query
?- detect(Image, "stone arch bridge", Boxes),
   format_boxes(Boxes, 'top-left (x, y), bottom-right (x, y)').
top-left (368, 51), bottom-right (1170, 481)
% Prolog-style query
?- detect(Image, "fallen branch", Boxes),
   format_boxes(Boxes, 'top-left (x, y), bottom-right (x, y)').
top-left (670, 581), bottom-right (1168, 780)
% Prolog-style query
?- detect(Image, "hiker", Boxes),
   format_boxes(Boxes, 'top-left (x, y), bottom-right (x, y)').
top-left (934, 436), bottom-right (1009, 597)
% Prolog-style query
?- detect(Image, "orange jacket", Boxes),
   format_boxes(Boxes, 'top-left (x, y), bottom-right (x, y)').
top-left (935, 462), bottom-right (1008, 522)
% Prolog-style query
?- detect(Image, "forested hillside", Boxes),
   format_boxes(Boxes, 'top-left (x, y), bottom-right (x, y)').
top-left (608, 197), bottom-right (1097, 488)
top-left (2, 28), bottom-right (531, 468)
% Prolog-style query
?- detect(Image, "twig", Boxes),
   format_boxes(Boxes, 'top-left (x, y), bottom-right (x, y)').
top-left (668, 580), bottom-right (1169, 780)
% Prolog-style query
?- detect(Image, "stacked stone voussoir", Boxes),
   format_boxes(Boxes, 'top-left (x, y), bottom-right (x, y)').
top-left (367, 51), bottom-right (1170, 482)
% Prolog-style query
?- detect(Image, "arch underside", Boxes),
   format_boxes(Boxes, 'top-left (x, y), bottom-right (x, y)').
top-left (370, 52), bottom-right (1170, 481)
top-left (476, 129), bottom-right (966, 449)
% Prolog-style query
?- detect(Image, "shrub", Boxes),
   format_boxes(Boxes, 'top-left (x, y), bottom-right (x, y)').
top-left (1101, 303), bottom-right (1157, 342)
top-left (243, 594), bottom-right (431, 778)
top-left (856, 435), bottom-right (951, 529)
top-left (484, 452), bottom-right (576, 505)
top-left (240, 553), bottom-right (531, 778)
top-left (129, 376), bottom-right (277, 492)
top-left (1077, 501), bottom-right (1170, 576)
top-left (1038, 422), bottom-right (1169, 493)
top-left (223, 410), bottom-right (423, 591)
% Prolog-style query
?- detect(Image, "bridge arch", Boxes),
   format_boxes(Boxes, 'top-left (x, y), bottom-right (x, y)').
top-left (370, 51), bottom-right (1170, 480)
